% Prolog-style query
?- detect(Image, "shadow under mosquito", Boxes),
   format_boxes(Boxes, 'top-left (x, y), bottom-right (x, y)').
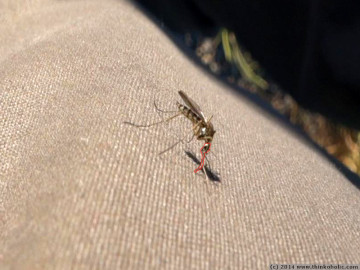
top-left (184, 151), bottom-right (221, 182)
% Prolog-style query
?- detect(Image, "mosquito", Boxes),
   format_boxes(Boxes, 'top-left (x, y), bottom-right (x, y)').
top-left (124, 91), bottom-right (216, 178)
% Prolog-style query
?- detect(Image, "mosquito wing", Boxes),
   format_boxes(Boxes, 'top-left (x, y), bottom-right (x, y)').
top-left (178, 91), bottom-right (206, 121)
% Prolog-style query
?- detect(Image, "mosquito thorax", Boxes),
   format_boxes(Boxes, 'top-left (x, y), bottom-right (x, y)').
top-left (200, 127), bottom-right (207, 136)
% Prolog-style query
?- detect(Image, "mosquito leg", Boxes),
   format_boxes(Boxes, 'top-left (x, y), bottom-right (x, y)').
top-left (158, 121), bottom-right (199, 156)
top-left (186, 134), bottom-right (195, 143)
top-left (202, 166), bottom-right (209, 180)
top-left (158, 139), bottom-right (183, 156)
top-left (123, 112), bottom-right (182, 128)
top-left (158, 133), bottom-right (195, 156)
top-left (205, 155), bottom-right (212, 172)
top-left (209, 151), bottom-right (217, 158)
top-left (154, 100), bottom-right (178, 114)
top-left (202, 153), bottom-right (211, 180)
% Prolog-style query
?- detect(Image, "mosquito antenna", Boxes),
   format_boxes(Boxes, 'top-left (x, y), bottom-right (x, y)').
top-left (123, 112), bottom-right (182, 128)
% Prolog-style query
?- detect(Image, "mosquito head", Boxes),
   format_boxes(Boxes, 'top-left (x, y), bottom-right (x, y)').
top-left (202, 142), bottom-right (211, 153)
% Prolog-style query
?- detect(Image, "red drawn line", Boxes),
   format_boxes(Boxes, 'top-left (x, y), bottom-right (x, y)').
top-left (194, 142), bottom-right (211, 174)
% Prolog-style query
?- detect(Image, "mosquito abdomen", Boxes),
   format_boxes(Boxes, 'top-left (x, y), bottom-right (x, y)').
top-left (177, 102), bottom-right (201, 124)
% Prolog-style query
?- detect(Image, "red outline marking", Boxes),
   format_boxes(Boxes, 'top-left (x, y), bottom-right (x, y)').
top-left (194, 142), bottom-right (211, 174)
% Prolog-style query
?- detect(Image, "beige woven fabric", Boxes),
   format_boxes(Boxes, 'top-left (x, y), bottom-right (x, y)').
top-left (1, 0), bottom-right (360, 269)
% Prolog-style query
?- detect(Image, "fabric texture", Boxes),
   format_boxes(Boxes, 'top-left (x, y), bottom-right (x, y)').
top-left (1, 0), bottom-right (360, 269)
